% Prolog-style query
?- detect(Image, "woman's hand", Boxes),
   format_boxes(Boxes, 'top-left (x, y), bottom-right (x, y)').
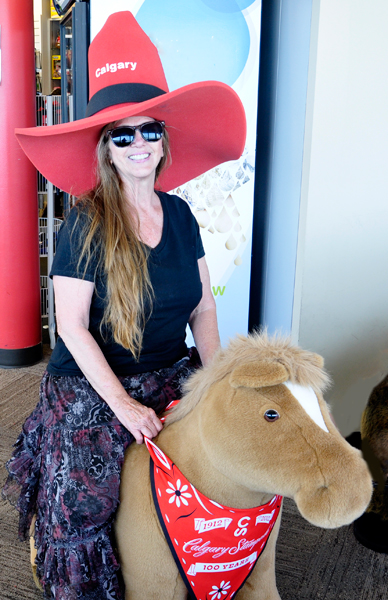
top-left (113, 396), bottom-right (163, 444)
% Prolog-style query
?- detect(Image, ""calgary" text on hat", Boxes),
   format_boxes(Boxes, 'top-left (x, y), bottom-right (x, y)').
top-left (96, 62), bottom-right (137, 78)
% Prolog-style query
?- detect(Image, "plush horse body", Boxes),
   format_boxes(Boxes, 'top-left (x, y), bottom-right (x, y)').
top-left (115, 333), bottom-right (373, 599)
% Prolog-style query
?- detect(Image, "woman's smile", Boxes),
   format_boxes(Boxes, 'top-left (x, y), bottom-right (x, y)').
top-left (109, 116), bottom-right (164, 184)
top-left (129, 152), bottom-right (151, 161)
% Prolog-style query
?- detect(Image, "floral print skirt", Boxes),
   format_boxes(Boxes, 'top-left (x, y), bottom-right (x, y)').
top-left (2, 348), bottom-right (201, 600)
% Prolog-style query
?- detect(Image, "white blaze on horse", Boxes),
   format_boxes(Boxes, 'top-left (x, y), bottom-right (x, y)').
top-left (115, 333), bottom-right (372, 600)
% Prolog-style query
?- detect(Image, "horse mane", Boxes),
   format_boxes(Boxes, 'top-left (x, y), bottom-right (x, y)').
top-left (164, 331), bottom-right (331, 426)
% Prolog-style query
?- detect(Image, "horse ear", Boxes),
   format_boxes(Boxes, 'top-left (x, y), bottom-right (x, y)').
top-left (229, 361), bottom-right (289, 389)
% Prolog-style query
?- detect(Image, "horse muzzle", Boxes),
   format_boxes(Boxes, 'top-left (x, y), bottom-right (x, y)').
top-left (294, 446), bottom-right (373, 529)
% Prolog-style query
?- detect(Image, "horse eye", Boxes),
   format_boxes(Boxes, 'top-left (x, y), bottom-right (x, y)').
top-left (264, 409), bottom-right (280, 422)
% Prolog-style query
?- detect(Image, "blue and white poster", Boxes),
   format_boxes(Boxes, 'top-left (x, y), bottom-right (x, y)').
top-left (91, 0), bottom-right (262, 345)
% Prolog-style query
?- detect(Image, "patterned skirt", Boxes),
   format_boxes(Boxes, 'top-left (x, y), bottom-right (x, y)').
top-left (2, 348), bottom-right (201, 600)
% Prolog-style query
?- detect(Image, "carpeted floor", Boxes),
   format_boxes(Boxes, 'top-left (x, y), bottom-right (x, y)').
top-left (1, 352), bottom-right (387, 599)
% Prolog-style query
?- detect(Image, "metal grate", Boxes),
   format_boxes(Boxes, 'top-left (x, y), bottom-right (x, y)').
top-left (37, 95), bottom-right (63, 349)
top-left (40, 276), bottom-right (48, 317)
top-left (39, 218), bottom-right (62, 256)
top-left (36, 94), bottom-right (61, 127)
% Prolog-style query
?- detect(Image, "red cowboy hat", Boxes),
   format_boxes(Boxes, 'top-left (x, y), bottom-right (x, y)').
top-left (15, 11), bottom-right (246, 197)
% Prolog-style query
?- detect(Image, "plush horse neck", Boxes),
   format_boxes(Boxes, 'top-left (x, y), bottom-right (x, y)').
top-left (155, 387), bottom-right (275, 510)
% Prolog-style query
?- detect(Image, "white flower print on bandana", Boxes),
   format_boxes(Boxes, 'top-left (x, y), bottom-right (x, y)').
top-left (166, 479), bottom-right (192, 508)
top-left (209, 580), bottom-right (232, 599)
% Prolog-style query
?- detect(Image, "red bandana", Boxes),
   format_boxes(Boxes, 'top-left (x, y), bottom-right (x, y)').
top-left (145, 403), bottom-right (282, 600)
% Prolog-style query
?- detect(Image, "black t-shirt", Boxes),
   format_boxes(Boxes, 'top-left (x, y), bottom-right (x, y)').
top-left (47, 191), bottom-right (205, 376)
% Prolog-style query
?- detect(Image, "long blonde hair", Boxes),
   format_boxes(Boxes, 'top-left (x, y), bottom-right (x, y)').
top-left (75, 122), bottom-right (171, 360)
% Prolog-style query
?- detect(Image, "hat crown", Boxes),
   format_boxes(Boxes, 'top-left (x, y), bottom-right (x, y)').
top-left (88, 12), bottom-right (169, 101)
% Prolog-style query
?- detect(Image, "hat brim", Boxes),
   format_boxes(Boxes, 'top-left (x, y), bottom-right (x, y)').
top-left (16, 81), bottom-right (246, 196)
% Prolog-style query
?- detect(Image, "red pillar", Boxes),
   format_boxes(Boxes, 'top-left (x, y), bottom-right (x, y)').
top-left (0, 0), bottom-right (42, 367)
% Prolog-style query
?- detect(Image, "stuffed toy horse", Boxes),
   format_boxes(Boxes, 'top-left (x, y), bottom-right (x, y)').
top-left (115, 333), bottom-right (373, 600)
top-left (353, 374), bottom-right (388, 553)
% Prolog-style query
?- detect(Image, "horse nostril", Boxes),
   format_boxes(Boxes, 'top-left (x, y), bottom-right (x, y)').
top-left (264, 409), bottom-right (280, 422)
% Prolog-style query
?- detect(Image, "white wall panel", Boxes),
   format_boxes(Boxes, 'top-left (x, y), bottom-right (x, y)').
top-left (296, 0), bottom-right (388, 435)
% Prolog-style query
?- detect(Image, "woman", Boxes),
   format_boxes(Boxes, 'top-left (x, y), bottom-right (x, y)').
top-left (52, 116), bottom-right (219, 442)
top-left (3, 11), bottom-right (246, 600)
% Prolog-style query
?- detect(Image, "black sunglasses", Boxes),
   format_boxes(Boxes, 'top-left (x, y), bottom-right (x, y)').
top-left (105, 121), bottom-right (165, 147)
